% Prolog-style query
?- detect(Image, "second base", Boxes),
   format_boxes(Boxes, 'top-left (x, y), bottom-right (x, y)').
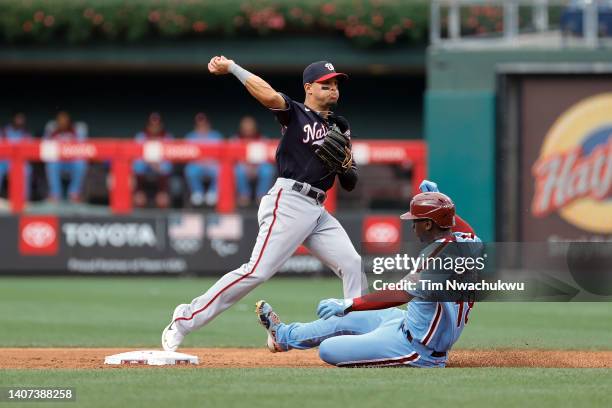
top-left (104, 350), bottom-right (199, 366)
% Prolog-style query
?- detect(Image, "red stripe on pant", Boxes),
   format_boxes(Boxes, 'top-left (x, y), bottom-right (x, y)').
top-left (456, 302), bottom-right (464, 327)
top-left (337, 352), bottom-right (420, 368)
top-left (422, 303), bottom-right (442, 345)
top-left (174, 188), bottom-right (283, 324)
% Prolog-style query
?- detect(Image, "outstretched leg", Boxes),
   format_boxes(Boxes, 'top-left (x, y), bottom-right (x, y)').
top-left (256, 300), bottom-right (404, 351)
top-left (318, 316), bottom-right (423, 367)
top-left (162, 186), bottom-right (322, 351)
top-left (278, 308), bottom-right (404, 350)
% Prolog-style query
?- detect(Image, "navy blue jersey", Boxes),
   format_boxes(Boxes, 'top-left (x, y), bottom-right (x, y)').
top-left (270, 93), bottom-right (351, 191)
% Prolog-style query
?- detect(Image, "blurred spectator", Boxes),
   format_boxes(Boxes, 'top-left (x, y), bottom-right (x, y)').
top-left (0, 112), bottom-right (33, 199)
top-left (184, 113), bottom-right (223, 207)
top-left (133, 112), bottom-right (173, 208)
top-left (44, 111), bottom-right (88, 203)
top-left (233, 116), bottom-right (274, 206)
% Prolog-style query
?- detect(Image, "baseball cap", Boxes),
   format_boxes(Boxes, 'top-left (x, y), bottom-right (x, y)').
top-left (303, 61), bottom-right (348, 85)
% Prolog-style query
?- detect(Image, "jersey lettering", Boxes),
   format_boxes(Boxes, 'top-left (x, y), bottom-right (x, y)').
top-left (302, 122), bottom-right (328, 144)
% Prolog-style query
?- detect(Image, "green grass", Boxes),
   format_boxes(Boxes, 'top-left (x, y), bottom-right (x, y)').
top-left (1, 277), bottom-right (611, 408)
top-left (1, 368), bottom-right (611, 408)
top-left (0, 277), bottom-right (611, 349)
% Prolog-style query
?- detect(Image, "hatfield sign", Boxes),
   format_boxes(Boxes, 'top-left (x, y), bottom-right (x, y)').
top-left (531, 93), bottom-right (612, 234)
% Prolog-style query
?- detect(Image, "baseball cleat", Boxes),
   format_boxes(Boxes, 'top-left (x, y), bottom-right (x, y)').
top-left (255, 300), bottom-right (285, 353)
top-left (161, 303), bottom-right (189, 352)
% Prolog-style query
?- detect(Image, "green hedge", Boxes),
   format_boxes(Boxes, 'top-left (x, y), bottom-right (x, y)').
top-left (0, 0), bottom-right (429, 48)
top-left (0, 1), bottom-right (563, 48)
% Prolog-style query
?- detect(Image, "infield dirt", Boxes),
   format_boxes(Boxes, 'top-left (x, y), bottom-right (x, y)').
top-left (1, 348), bottom-right (611, 369)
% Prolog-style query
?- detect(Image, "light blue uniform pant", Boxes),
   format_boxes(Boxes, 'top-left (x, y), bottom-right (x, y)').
top-left (275, 308), bottom-right (446, 368)
top-left (234, 163), bottom-right (275, 200)
top-left (45, 161), bottom-right (87, 199)
top-left (184, 162), bottom-right (218, 195)
top-left (0, 161), bottom-right (31, 199)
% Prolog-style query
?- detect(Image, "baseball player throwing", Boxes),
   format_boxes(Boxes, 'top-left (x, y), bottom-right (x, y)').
top-left (162, 56), bottom-right (366, 351)
top-left (256, 180), bottom-right (483, 367)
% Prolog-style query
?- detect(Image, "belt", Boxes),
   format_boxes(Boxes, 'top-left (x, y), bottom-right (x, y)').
top-left (403, 324), bottom-right (446, 358)
top-left (292, 182), bottom-right (326, 204)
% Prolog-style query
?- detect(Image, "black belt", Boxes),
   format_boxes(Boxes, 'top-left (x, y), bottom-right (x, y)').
top-left (292, 182), bottom-right (326, 204)
top-left (404, 325), bottom-right (446, 358)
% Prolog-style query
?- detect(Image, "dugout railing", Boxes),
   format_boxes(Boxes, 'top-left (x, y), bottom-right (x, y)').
top-left (0, 139), bottom-right (427, 214)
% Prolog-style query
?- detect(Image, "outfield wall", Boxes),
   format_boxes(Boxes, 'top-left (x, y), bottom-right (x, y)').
top-left (3, 212), bottom-right (413, 275)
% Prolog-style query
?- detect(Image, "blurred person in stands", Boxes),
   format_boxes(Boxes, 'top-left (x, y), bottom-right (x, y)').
top-left (133, 112), bottom-right (173, 208)
top-left (44, 111), bottom-right (88, 203)
top-left (233, 115), bottom-right (274, 206)
top-left (0, 112), bottom-right (33, 199)
top-left (184, 113), bottom-right (223, 207)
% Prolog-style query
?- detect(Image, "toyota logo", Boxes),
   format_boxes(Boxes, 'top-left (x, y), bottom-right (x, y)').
top-left (22, 222), bottom-right (56, 248)
top-left (366, 223), bottom-right (399, 242)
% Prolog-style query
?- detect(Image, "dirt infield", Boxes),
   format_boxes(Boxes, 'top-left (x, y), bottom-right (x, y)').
top-left (0, 348), bottom-right (611, 369)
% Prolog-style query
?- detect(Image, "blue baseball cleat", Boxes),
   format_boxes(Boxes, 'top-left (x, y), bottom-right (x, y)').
top-left (255, 300), bottom-right (285, 353)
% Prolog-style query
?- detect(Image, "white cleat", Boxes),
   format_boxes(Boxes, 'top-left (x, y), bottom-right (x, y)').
top-left (161, 304), bottom-right (189, 352)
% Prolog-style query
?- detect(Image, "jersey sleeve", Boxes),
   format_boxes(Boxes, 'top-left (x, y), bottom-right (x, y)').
top-left (351, 289), bottom-right (411, 311)
top-left (338, 163), bottom-right (358, 191)
top-left (269, 92), bottom-right (293, 126)
top-left (453, 215), bottom-right (475, 235)
top-left (404, 241), bottom-right (457, 301)
top-left (406, 239), bottom-right (481, 302)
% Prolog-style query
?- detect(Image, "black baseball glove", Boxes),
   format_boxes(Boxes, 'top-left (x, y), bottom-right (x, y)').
top-left (315, 123), bottom-right (353, 174)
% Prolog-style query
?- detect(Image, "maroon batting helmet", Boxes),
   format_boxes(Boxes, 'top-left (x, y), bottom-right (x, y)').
top-left (400, 192), bottom-right (456, 228)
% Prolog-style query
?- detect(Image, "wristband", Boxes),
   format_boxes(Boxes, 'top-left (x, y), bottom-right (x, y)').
top-left (229, 62), bottom-right (252, 85)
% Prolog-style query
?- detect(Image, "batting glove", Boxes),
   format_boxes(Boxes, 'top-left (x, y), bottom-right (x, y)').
top-left (419, 180), bottom-right (439, 193)
top-left (317, 298), bottom-right (353, 320)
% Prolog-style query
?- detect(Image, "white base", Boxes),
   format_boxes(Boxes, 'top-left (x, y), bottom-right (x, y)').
top-left (104, 350), bottom-right (199, 366)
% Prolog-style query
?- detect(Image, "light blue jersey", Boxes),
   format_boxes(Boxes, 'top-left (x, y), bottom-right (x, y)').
top-left (405, 232), bottom-right (482, 354)
top-left (274, 231), bottom-right (482, 368)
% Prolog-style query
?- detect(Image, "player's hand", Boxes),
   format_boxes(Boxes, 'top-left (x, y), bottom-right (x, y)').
top-left (419, 180), bottom-right (439, 193)
top-left (316, 298), bottom-right (353, 320)
top-left (208, 55), bottom-right (235, 75)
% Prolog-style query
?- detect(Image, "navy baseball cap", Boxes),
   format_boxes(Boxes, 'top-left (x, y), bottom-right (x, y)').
top-left (303, 61), bottom-right (348, 85)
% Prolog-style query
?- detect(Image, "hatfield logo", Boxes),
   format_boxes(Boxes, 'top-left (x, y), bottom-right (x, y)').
top-left (532, 93), bottom-right (612, 233)
top-left (19, 216), bottom-right (59, 255)
top-left (63, 222), bottom-right (158, 248)
top-left (363, 216), bottom-right (402, 254)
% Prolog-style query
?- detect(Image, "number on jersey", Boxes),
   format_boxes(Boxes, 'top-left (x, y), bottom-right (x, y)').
top-left (455, 301), bottom-right (474, 327)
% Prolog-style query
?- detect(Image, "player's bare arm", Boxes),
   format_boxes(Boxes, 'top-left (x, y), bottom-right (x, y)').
top-left (208, 55), bottom-right (286, 110)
